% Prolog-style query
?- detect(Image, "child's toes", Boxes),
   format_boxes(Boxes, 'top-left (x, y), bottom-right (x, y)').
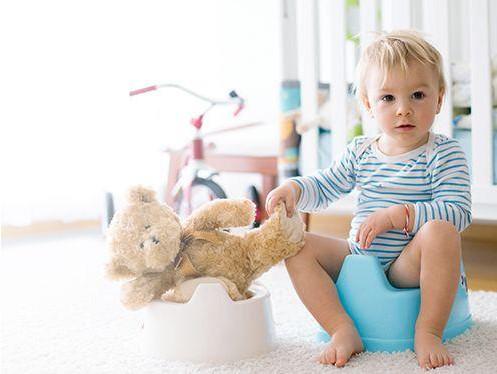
top-left (320, 347), bottom-right (336, 365)
top-left (418, 355), bottom-right (431, 370)
top-left (430, 353), bottom-right (440, 368)
top-left (327, 348), bottom-right (337, 365)
top-left (439, 353), bottom-right (449, 367)
top-left (335, 349), bottom-right (348, 367)
top-left (444, 352), bottom-right (454, 366)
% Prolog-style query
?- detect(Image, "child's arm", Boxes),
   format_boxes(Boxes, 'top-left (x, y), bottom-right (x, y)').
top-left (287, 138), bottom-right (359, 213)
top-left (354, 205), bottom-right (411, 249)
top-left (355, 139), bottom-right (471, 249)
top-left (265, 180), bottom-right (301, 217)
top-left (409, 139), bottom-right (472, 233)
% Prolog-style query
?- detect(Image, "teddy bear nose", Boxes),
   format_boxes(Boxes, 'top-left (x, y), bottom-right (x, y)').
top-left (140, 236), bottom-right (160, 250)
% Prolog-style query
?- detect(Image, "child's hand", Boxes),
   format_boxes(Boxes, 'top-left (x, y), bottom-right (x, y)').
top-left (265, 181), bottom-right (301, 217)
top-left (355, 207), bottom-right (395, 249)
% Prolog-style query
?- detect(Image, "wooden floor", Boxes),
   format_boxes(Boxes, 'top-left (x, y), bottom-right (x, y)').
top-left (307, 213), bottom-right (497, 291)
top-left (462, 238), bottom-right (497, 291)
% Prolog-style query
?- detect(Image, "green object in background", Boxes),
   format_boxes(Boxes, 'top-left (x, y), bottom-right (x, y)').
top-left (345, 31), bottom-right (360, 45)
top-left (348, 123), bottom-right (363, 142)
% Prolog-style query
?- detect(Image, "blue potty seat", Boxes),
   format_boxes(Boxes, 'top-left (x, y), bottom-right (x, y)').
top-left (317, 255), bottom-right (473, 352)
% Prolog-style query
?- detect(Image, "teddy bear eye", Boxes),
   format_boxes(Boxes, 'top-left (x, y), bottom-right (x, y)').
top-left (139, 242), bottom-right (144, 249)
top-left (144, 225), bottom-right (151, 230)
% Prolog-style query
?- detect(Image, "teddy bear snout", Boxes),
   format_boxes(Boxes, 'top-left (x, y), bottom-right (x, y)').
top-left (140, 236), bottom-right (161, 251)
top-left (139, 231), bottom-right (181, 273)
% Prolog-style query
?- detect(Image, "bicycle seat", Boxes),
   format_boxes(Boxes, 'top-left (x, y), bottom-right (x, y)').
top-left (317, 255), bottom-right (473, 352)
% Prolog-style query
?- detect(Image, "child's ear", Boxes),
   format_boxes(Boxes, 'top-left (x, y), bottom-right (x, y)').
top-left (361, 95), bottom-right (373, 117)
top-left (436, 88), bottom-right (445, 114)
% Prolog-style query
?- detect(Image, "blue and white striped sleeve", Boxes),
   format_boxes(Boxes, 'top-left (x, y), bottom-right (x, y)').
top-left (289, 138), bottom-right (359, 212)
top-left (412, 138), bottom-right (472, 233)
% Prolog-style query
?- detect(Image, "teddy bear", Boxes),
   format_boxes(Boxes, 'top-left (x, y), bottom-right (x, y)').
top-left (105, 185), bottom-right (305, 310)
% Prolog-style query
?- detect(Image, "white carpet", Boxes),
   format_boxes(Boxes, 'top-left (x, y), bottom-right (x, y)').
top-left (2, 232), bottom-right (497, 373)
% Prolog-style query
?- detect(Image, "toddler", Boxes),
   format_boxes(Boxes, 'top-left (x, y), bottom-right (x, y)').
top-left (266, 30), bottom-right (471, 369)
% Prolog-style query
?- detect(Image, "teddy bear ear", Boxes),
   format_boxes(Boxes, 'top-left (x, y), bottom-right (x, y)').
top-left (127, 185), bottom-right (157, 204)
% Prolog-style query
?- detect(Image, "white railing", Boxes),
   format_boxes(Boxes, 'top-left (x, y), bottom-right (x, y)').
top-left (469, 0), bottom-right (495, 209)
top-left (287, 0), bottom-right (497, 221)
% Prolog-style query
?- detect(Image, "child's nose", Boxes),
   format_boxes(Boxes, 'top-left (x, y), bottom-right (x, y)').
top-left (396, 101), bottom-right (412, 117)
top-left (397, 106), bottom-right (412, 117)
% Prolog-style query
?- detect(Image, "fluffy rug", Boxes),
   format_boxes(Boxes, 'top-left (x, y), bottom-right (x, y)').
top-left (2, 232), bottom-right (497, 373)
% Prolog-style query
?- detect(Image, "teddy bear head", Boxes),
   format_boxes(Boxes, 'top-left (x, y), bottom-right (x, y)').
top-left (105, 185), bottom-right (182, 280)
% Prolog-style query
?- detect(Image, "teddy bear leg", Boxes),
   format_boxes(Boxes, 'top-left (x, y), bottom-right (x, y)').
top-left (161, 287), bottom-right (189, 303)
top-left (278, 205), bottom-right (305, 244)
top-left (185, 199), bottom-right (255, 231)
top-left (216, 277), bottom-right (245, 301)
top-left (121, 273), bottom-right (173, 310)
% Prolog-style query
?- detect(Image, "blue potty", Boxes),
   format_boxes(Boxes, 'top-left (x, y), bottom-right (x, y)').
top-left (317, 255), bottom-right (472, 352)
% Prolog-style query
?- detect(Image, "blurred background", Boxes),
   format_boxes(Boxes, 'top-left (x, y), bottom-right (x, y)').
top-left (2, 0), bottom-right (496, 290)
top-left (2, 0), bottom-right (281, 232)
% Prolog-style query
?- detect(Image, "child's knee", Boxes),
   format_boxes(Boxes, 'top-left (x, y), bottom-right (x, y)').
top-left (418, 220), bottom-right (461, 255)
top-left (420, 220), bottom-right (459, 238)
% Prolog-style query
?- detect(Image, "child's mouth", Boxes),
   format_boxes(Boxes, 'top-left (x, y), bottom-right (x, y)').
top-left (396, 124), bottom-right (415, 131)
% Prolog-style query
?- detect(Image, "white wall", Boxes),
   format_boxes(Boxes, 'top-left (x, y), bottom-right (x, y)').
top-left (1, 0), bottom-right (281, 225)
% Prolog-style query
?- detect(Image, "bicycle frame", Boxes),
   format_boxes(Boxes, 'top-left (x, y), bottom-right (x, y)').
top-left (129, 83), bottom-right (246, 215)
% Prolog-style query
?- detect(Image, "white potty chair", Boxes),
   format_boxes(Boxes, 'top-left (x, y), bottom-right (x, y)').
top-left (142, 277), bottom-right (276, 363)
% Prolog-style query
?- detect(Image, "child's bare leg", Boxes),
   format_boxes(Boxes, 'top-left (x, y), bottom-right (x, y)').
top-left (388, 220), bottom-right (461, 369)
top-left (285, 232), bottom-right (363, 367)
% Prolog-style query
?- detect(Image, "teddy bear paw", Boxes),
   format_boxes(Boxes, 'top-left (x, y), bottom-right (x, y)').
top-left (279, 210), bottom-right (305, 243)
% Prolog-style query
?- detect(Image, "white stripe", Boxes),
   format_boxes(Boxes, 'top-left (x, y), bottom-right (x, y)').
top-left (291, 134), bottom-right (471, 262)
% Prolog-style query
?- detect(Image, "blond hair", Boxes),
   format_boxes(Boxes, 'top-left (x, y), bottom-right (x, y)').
top-left (356, 30), bottom-right (445, 102)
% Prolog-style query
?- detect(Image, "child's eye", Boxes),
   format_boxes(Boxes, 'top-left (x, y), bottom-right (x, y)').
top-left (412, 91), bottom-right (425, 100)
top-left (380, 95), bottom-right (394, 102)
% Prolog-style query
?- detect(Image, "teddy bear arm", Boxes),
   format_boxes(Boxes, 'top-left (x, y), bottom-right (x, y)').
top-left (105, 258), bottom-right (134, 280)
top-left (186, 199), bottom-right (255, 231)
top-left (121, 272), bottom-right (175, 310)
top-left (245, 204), bottom-right (305, 268)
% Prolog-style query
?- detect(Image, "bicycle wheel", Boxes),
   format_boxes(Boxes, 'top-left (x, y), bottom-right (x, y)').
top-left (174, 177), bottom-right (227, 218)
top-left (246, 185), bottom-right (262, 228)
top-left (101, 191), bottom-right (115, 235)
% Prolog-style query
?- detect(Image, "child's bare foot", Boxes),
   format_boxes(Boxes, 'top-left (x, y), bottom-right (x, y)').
top-left (319, 323), bottom-right (364, 367)
top-left (415, 329), bottom-right (454, 369)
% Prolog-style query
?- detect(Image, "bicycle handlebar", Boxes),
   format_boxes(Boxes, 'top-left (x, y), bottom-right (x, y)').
top-left (129, 83), bottom-right (243, 106)
top-left (129, 83), bottom-right (245, 129)
top-left (129, 85), bottom-right (158, 96)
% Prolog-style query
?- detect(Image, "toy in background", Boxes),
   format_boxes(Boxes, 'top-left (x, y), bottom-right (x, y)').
top-left (104, 85), bottom-right (258, 229)
top-left (451, 56), bottom-right (497, 184)
top-left (279, 80), bottom-right (302, 178)
top-left (105, 185), bottom-right (305, 310)
top-left (295, 82), bottom-right (363, 169)
top-left (452, 110), bottom-right (497, 184)
top-left (451, 57), bottom-right (497, 108)
top-left (129, 84), bottom-right (250, 219)
top-left (246, 185), bottom-right (262, 227)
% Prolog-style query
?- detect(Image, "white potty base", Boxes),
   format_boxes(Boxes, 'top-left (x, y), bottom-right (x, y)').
top-left (142, 277), bottom-right (276, 363)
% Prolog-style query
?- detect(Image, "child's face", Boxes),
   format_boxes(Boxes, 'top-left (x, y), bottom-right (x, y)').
top-left (362, 61), bottom-right (444, 145)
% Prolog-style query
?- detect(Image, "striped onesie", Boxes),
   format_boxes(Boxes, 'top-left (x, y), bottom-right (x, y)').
top-left (291, 132), bottom-right (472, 270)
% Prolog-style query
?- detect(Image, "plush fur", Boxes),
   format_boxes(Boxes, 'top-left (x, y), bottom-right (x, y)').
top-left (105, 185), bottom-right (305, 310)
